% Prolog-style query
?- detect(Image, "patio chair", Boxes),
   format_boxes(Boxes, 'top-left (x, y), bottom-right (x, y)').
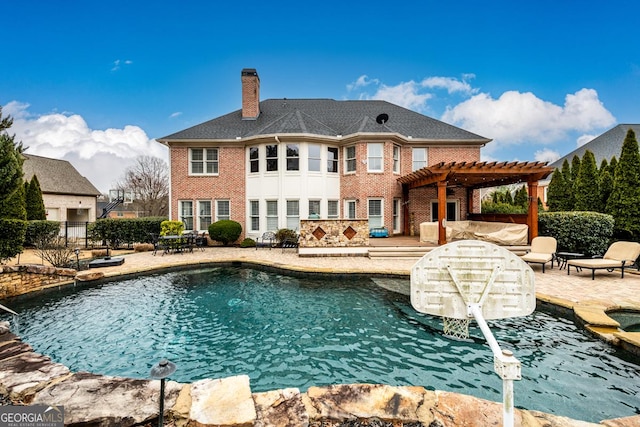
top-left (194, 232), bottom-right (207, 251)
top-left (256, 231), bottom-right (276, 250)
top-left (521, 236), bottom-right (557, 273)
top-left (281, 235), bottom-right (299, 252)
top-left (567, 241), bottom-right (640, 280)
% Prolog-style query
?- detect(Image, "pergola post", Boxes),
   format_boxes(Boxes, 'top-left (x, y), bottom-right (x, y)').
top-left (527, 180), bottom-right (539, 243)
top-left (438, 181), bottom-right (447, 245)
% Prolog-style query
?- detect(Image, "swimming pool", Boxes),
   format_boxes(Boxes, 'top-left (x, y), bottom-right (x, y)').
top-left (3, 266), bottom-right (639, 422)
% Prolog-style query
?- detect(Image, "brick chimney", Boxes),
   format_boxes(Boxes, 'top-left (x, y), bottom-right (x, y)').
top-left (241, 68), bottom-right (260, 119)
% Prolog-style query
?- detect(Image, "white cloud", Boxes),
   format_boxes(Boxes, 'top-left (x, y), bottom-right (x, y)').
top-left (421, 76), bottom-right (476, 95)
top-left (4, 101), bottom-right (167, 193)
top-left (169, 111), bottom-right (183, 119)
top-left (111, 59), bottom-right (133, 72)
top-left (346, 75), bottom-right (379, 91)
top-left (576, 134), bottom-right (596, 147)
top-left (534, 148), bottom-right (561, 163)
top-left (371, 81), bottom-right (433, 111)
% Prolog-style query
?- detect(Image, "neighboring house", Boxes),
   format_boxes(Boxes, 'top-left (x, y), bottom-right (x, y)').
top-left (539, 124), bottom-right (640, 205)
top-left (157, 68), bottom-right (492, 239)
top-left (22, 154), bottom-right (101, 222)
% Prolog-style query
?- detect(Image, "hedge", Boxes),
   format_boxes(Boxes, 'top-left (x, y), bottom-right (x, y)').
top-left (0, 219), bottom-right (27, 261)
top-left (88, 217), bottom-right (166, 248)
top-left (25, 220), bottom-right (60, 247)
top-left (538, 211), bottom-right (614, 256)
top-left (208, 220), bottom-right (242, 246)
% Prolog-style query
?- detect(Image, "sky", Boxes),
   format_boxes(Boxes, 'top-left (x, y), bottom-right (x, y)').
top-left (2, 1), bottom-right (639, 193)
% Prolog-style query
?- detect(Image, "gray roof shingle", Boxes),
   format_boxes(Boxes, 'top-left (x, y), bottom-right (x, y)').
top-left (158, 99), bottom-right (490, 143)
top-left (22, 154), bottom-right (101, 196)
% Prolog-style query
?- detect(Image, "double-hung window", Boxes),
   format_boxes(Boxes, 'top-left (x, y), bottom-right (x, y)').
top-left (286, 200), bottom-right (300, 229)
top-left (216, 200), bottom-right (230, 221)
top-left (345, 200), bottom-right (356, 219)
top-left (368, 199), bottom-right (383, 228)
top-left (328, 200), bottom-right (339, 218)
top-left (367, 143), bottom-right (383, 172)
top-left (266, 145), bottom-right (278, 172)
top-left (266, 200), bottom-right (278, 231)
top-left (180, 201), bottom-right (193, 231)
top-left (249, 147), bottom-right (259, 173)
top-left (286, 144), bottom-right (299, 171)
top-left (308, 144), bottom-right (321, 172)
top-left (249, 200), bottom-right (260, 231)
top-left (412, 148), bottom-right (427, 171)
top-left (345, 146), bottom-right (356, 173)
top-left (327, 147), bottom-right (339, 173)
top-left (190, 148), bottom-right (218, 175)
top-left (393, 145), bottom-right (400, 173)
top-left (198, 200), bottom-right (212, 231)
top-left (308, 200), bottom-right (321, 218)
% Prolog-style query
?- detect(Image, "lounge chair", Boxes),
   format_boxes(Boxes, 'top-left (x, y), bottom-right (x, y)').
top-left (256, 231), bottom-right (276, 250)
top-left (521, 236), bottom-right (557, 273)
top-left (567, 241), bottom-right (640, 280)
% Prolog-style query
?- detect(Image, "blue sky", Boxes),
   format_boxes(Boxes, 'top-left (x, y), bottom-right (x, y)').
top-left (2, 0), bottom-right (639, 192)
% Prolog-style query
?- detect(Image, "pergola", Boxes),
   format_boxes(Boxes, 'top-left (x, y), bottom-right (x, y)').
top-left (397, 161), bottom-right (554, 245)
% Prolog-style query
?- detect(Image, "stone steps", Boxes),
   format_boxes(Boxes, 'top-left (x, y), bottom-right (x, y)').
top-left (368, 245), bottom-right (530, 259)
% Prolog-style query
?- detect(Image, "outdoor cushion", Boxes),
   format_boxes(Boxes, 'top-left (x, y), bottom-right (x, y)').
top-left (568, 241), bottom-right (640, 279)
top-left (521, 236), bottom-right (557, 273)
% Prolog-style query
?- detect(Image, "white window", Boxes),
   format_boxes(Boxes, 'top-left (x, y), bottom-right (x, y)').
top-left (250, 200), bottom-right (260, 231)
top-left (266, 144), bottom-right (278, 172)
top-left (198, 200), bottom-right (212, 231)
top-left (286, 200), bottom-right (299, 230)
top-left (393, 145), bottom-right (400, 173)
top-left (266, 200), bottom-right (278, 231)
top-left (249, 146), bottom-right (259, 173)
top-left (308, 200), bottom-right (321, 218)
top-left (431, 200), bottom-right (458, 222)
top-left (308, 144), bottom-right (321, 172)
top-left (328, 200), bottom-right (339, 218)
top-left (190, 148), bottom-right (218, 175)
top-left (367, 143), bottom-right (383, 172)
top-left (345, 200), bottom-right (357, 219)
top-left (345, 146), bottom-right (356, 173)
top-left (327, 147), bottom-right (339, 173)
top-left (392, 198), bottom-right (401, 233)
top-left (216, 200), bottom-right (230, 221)
top-left (412, 148), bottom-right (427, 171)
top-left (368, 199), bottom-right (383, 228)
top-left (179, 201), bottom-right (193, 231)
top-left (286, 144), bottom-right (299, 171)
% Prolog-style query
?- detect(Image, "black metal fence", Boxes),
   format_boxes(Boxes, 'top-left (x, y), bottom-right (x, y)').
top-left (59, 221), bottom-right (91, 248)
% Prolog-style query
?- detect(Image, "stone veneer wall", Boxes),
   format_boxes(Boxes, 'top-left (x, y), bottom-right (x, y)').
top-left (299, 219), bottom-right (369, 248)
top-left (0, 265), bottom-right (76, 299)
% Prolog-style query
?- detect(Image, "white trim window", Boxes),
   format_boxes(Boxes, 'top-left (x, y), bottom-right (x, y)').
top-left (327, 147), bottom-right (339, 173)
top-left (266, 200), bottom-right (278, 231)
top-left (216, 200), bottom-right (230, 221)
top-left (328, 200), bottom-right (339, 218)
top-left (190, 148), bottom-right (218, 175)
top-left (308, 144), bottom-right (321, 172)
top-left (345, 200), bottom-right (357, 219)
top-left (367, 143), bottom-right (383, 172)
top-left (308, 200), bottom-right (321, 218)
top-left (249, 146), bottom-right (259, 173)
top-left (286, 200), bottom-right (300, 230)
top-left (393, 145), bottom-right (400, 174)
top-left (431, 200), bottom-right (459, 222)
top-left (412, 148), bottom-right (427, 171)
top-left (197, 200), bottom-right (212, 231)
top-left (392, 198), bottom-right (401, 233)
top-left (368, 198), bottom-right (383, 228)
top-left (286, 144), bottom-right (299, 171)
top-left (345, 146), bottom-right (356, 173)
top-left (266, 144), bottom-right (278, 172)
top-left (249, 200), bottom-right (260, 232)
top-left (179, 201), bottom-right (194, 231)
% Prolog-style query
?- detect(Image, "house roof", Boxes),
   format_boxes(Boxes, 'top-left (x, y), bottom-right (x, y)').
top-left (398, 161), bottom-right (554, 190)
top-left (22, 154), bottom-right (101, 197)
top-left (158, 99), bottom-right (491, 144)
top-left (549, 124), bottom-right (640, 169)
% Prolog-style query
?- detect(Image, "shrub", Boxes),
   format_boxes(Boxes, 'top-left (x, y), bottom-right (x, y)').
top-left (35, 236), bottom-right (75, 268)
top-left (240, 237), bottom-right (256, 248)
top-left (160, 220), bottom-right (184, 236)
top-left (89, 217), bottom-right (166, 248)
top-left (0, 219), bottom-right (27, 262)
top-left (538, 211), bottom-right (614, 256)
top-left (275, 228), bottom-right (298, 245)
top-left (208, 220), bottom-right (242, 246)
top-left (134, 243), bottom-right (154, 252)
top-left (25, 220), bottom-right (60, 247)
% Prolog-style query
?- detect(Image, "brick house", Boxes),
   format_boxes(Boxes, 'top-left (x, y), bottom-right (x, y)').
top-left (157, 69), bottom-right (492, 240)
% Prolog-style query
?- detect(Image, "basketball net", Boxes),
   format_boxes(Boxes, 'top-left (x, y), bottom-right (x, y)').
top-left (443, 316), bottom-right (470, 340)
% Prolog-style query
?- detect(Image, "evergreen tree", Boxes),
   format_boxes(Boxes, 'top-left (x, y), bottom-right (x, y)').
top-left (514, 185), bottom-right (528, 208)
top-left (574, 150), bottom-right (600, 211)
top-left (609, 156), bottom-right (618, 175)
top-left (0, 107), bottom-right (26, 219)
top-left (598, 168), bottom-right (613, 213)
top-left (546, 169), bottom-right (566, 211)
top-left (599, 158), bottom-right (609, 175)
top-left (26, 175), bottom-right (46, 220)
top-left (560, 159), bottom-right (573, 210)
top-left (606, 129), bottom-right (640, 239)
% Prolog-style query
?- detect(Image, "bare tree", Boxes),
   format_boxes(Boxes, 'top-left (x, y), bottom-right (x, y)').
top-left (117, 156), bottom-right (169, 217)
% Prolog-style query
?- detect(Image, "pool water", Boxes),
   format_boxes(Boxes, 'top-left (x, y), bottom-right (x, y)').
top-left (3, 266), bottom-right (639, 422)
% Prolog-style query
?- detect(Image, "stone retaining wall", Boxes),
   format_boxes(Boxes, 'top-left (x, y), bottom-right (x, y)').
top-left (1, 322), bottom-right (637, 426)
top-left (299, 219), bottom-right (369, 248)
top-left (0, 265), bottom-right (76, 299)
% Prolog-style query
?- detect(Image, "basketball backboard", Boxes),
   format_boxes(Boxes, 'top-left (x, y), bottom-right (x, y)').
top-left (411, 240), bottom-right (535, 321)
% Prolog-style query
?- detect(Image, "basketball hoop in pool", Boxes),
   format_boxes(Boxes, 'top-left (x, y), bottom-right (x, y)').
top-left (411, 240), bottom-right (535, 427)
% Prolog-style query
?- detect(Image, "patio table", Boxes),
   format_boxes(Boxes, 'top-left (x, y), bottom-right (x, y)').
top-left (556, 251), bottom-right (584, 270)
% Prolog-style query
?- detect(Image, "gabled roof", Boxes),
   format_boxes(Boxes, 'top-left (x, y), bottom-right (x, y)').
top-left (158, 99), bottom-right (491, 144)
top-left (22, 154), bottom-right (101, 197)
top-left (550, 124), bottom-right (640, 168)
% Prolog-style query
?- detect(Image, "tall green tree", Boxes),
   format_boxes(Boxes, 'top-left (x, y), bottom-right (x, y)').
top-left (0, 107), bottom-right (26, 219)
top-left (606, 129), bottom-right (640, 239)
top-left (26, 175), bottom-right (46, 220)
top-left (599, 158), bottom-right (609, 175)
top-left (560, 159), bottom-right (574, 210)
top-left (574, 150), bottom-right (600, 211)
top-left (609, 156), bottom-right (618, 176)
top-left (514, 185), bottom-right (528, 208)
top-left (598, 168), bottom-right (613, 213)
top-left (546, 169), bottom-right (565, 211)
